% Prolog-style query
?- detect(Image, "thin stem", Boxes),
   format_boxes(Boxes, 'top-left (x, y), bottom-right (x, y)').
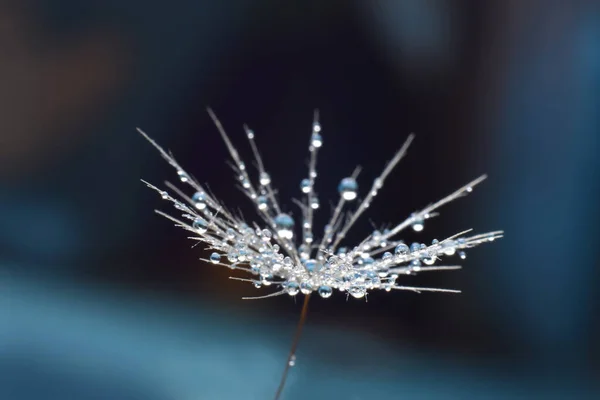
top-left (274, 294), bottom-right (312, 400)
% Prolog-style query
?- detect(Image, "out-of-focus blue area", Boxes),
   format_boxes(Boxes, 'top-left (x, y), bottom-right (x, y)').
top-left (1, 275), bottom-right (597, 400)
top-left (1, 1), bottom-right (599, 399)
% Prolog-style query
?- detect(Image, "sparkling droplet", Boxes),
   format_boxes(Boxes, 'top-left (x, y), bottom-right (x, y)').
top-left (286, 281), bottom-right (300, 296)
top-left (300, 282), bottom-right (313, 295)
top-left (209, 252), bottom-right (221, 264)
top-left (257, 195), bottom-right (268, 210)
top-left (410, 259), bottom-right (422, 271)
top-left (288, 354), bottom-right (297, 367)
top-left (192, 192), bottom-right (207, 210)
top-left (311, 132), bottom-right (323, 148)
top-left (423, 256), bottom-right (435, 265)
top-left (300, 178), bottom-right (311, 193)
top-left (259, 172), bottom-right (271, 186)
top-left (242, 178), bottom-right (251, 189)
top-left (318, 285), bottom-right (333, 298)
top-left (261, 229), bottom-right (272, 241)
top-left (349, 286), bottom-right (366, 299)
top-left (160, 191), bottom-right (169, 199)
top-left (177, 170), bottom-right (189, 182)
top-left (382, 252), bottom-right (393, 261)
top-left (304, 259), bottom-right (319, 272)
top-left (246, 129), bottom-right (255, 139)
top-left (466, 186), bottom-right (473, 193)
top-left (411, 214), bottom-right (424, 232)
top-left (238, 162), bottom-right (246, 171)
top-left (226, 228), bottom-right (236, 240)
top-left (192, 218), bottom-right (208, 233)
top-left (410, 242), bottom-right (421, 253)
top-left (459, 251), bottom-right (467, 260)
top-left (310, 197), bottom-right (319, 209)
top-left (313, 121), bottom-right (321, 132)
top-left (274, 213), bottom-right (294, 239)
top-left (338, 177), bottom-right (358, 201)
top-left (395, 243), bottom-right (409, 256)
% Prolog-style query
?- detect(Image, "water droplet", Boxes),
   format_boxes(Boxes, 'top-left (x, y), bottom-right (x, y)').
top-left (349, 286), bottom-right (366, 299)
top-left (338, 177), bottom-right (358, 201)
top-left (210, 252), bottom-right (221, 264)
top-left (410, 242), bottom-right (420, 253)
top-left (337, 247), bottom-right (348, 255)
top-left (313, 121), bottom-right (321, 132)
top-left (300, 282), bottom-right (313, 295)
top-left (305, 232), bottom-right (314, 243)
top-left (423, 256), bottom-right (435, 265)
top-left (395, 243), bottom-right (409, 256)
top-left (382, 252), bottom-right (393, 262)
top-left (259, 172), bottom-right (271, 186)
top-left (310, 197), bottom-right (319, 209)
top-left (311, 132), bottom-right (323, 148)
top-left (410, 259), bottom-right (422, 271)
top-left (411, 214), bottom-right (424, 232)
top-left (432, 239), bottom-right (439, 245)
top-left (227, 251), bottom-right (238, 263)
top-left (374, 178), bottom-right (383, 189)
top-left (304, 259), bottom-right (319, 272)
top-left (300, 178), bottom-right (311, 193)
top-left (466, 186), bottom-right (473, 193)
top-left (274, 213), bottom-right (294, 239)
top-left (246, 129), bottom-right (255, 139)
top-left (261, 229), bottom-right (272, 241)
top-left (459, 251), bottom-right (467, 260)
top-left (288, 354), bottom-right (297, 367)
top-left (177, 170), bottom-right (189, 182)
top-left (318, 285), bottom-right (333, 298)
top-left (242, 178), bottom-right (251, 189)
top-left (286, 281), bottom-right (300, 296)
top-left (238, 162), bottom-right (246, 171)
top-left (192, 218), bottom-right (208, 233)
top-left (257, 195), bottom-right (268, 210)
top-left (160, 191), bottom-right (169, 199)
top-left (226, 228), bottom-right (236, 240)
top-left (192, 192), bottom-right (207, 210)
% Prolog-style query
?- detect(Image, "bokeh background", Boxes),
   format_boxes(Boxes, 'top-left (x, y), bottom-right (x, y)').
top-left (1, 1), bottom-right (599, 399)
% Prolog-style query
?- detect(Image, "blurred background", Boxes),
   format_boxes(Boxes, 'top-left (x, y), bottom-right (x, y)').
top-left (1, 0), bottom-right (599, 399)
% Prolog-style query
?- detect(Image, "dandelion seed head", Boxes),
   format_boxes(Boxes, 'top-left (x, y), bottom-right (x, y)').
top-left (138, 110), bottom-right (502, 300)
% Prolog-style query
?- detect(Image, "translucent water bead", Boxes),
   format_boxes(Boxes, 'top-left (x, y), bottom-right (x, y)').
top-left (395, 243), bottom-right (410, 256)
top-left (318, 285), bottom-right (333, 298)
top-left (338, 177), bottom-right (358, 201)
top-left (210, 252), bottom-right (221, 264)
top-left (286, 281), bottom-right (300, 296)
top-left (411, 213), bottom-right (425, 232)
top-left (192, 218), bottom-right (208, 233)
top-left (300, 178), bottom-right (311, 193)
top-left (259, 172), bottom-right (271, 186)
top-left (257, 195), bottom-right (268, 210)
top-left (310, 197), bottom-right (319, 209)
top-left (311, 132), bottom-right (323, 148)
top-left (192, 191), bottom-right (207, 210)
top-left (274, 213), bottom-right (295, 239)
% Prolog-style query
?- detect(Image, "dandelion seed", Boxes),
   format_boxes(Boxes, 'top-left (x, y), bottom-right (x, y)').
top-left (138, 108), bottom-right (502, 400)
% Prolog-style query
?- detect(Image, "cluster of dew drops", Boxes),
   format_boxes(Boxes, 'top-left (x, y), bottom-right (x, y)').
top-left (141, 111), bottom-right (502, 301)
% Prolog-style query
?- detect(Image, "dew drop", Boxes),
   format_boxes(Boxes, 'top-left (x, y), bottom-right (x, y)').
top-left (286, 281), bottom-right (300, 296)
top-left (192, 218), bottom-right (208, 233)
top-left (246, 129), bottom-right (255, 139)
top-left (311, 132), bottom-right (323, 148)
top-left (382, 252), bottom-right (393, 262)
top-left (411, 216), bottom-right (425, 232)
top-left (310, 197), bottom-right (319, 209)
top-left (274, 213), bottom-right (294, 239)
top-left (160, 191), bottom-right (169, 199)
top-left (288, 354), bottom-right (297, 367)
top-left (459, 251), bottom-right (467, 260)
top-left (261, 229), bottom-right (272, 241)
top-left (257, 195), bottom-right (268, 210)
top-left (192, 191), bottom-right (207, 210)
top-left (259, 172), bottom-right (271, 186)
top-left (300, 178), bottom-right (311, 193)
top-left (210, 252), bottom-right (221, 264)
top-left (313, 121), bottom-right (321, 132)
top-left (349, 286), bottom-right (366, 299)
top-left (395, 243), bottom-right (409, 256)
top-left (318, 285), bottom-right (333, 298)
top-left (177, 170), bottom-right (189, 182)
top-left (300, 282), bottom-right (313, 295)
top-left (338, 177), bottom-right (358, 201)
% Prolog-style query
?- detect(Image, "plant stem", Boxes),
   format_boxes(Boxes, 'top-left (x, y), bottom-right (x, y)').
top-left (274, 293), bottom-right (311, 400)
